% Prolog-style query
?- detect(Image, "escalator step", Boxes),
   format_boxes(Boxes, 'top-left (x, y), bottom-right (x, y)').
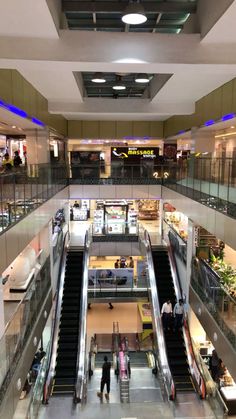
top-left (60, 312), bottom-right (79, 319)
top-left (56, 360), bottom-right (76, 369)
top-left (171, 366), bottom-right (189, 375)
top-left (54, 377), bottom-right (75, 385)
top-left (58, 336), bottom-right (78, 344)
top-left (169, 358), bottom-right (188, 366)
top-left (59, 328), bottom-right (78, 335)
top-left (55, 371), bottom-right (75, 379)
top-left (53, 385), bottom-right (74, 394)
top-left (61, 307), bottom-right (79, 314)
top-left (165, 341), bottom-right (184, 349)
top-left (57, 342), bottom-right (78, 350)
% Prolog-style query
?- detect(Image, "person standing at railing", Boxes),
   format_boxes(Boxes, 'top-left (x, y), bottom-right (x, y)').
top-left (114, 259), bottom-right (120, 268)
top-left (13, 150), bottom-right (22, 167)
top-left (2, 153), bottom-right (13, 170)
top-left (128, 256), bottom-right (134, 268)
top-left (97, 355), bottom-right (111, 401)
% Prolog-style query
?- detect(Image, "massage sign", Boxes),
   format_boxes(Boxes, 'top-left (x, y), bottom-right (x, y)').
top-left (111, 147), bottom-right (159, 161)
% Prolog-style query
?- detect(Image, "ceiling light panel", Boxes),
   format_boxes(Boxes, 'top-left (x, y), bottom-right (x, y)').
top-left (81, 71), bottom-right (153, 98)
top-left (63, 0), bottom-right (197, 34)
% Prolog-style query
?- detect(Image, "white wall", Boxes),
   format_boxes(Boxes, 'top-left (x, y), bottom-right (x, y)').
top-left (0, 188), bottom-right (69, 275)
top-left (197, 0), bottom-right (234, 39)
top-left (69, 184), bottom-right (162, 200)
top-left (25, 128), bottom-right (50, 165)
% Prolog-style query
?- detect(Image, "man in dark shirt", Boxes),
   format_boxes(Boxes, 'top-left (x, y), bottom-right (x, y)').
top-left (97, 356), bottom-right (111, 400)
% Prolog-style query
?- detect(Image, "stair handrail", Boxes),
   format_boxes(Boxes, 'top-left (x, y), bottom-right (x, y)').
top-left (167, 237), bottom-right (206, 399)
top-left (74, 229), bottom-right (91, 403)
top-left (43, 230), bottom-right (70, 404)
top-left (139, 229), bottom-right (176, 401)
top-left (119, 350), bottom-right (130, 402)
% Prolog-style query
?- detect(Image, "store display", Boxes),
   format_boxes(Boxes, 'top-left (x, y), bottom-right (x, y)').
top-left (88, 268), bottom-right (133, 288)
top-left (196, 227), bottom-right (221, 260)
top-left (94, 209), bottom-right (104, 225)
top-left (164, 208), bottom-right (188, 241)
top-left (138, 200), bottom-right (159, 220)
top-left (128, 208), bottom-right (138, 224)
top-left (73, 208), bottom-right (88, 221)
top-left (71, 200), bottom-right (89, 221)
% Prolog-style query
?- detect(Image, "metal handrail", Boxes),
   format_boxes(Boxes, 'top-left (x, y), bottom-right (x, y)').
top-left (167, 240), bottom-right (206, 399)
top-left (42, 230), bottom-right (69, 403)
top-left (74, 229), bottom-right (91, 403)
top-left (139, 229), bottom-right (176, 401)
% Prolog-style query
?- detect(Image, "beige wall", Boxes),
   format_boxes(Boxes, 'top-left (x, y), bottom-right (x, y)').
top-left (164, 77), bottom-right (236, 138)
top-left (0, 69), bottom-right (67, 136)
top-left (68, 120), bottom-right (164, 139)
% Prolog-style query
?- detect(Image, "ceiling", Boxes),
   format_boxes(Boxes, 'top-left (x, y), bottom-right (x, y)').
top-left (0, 0), bottom-right (236, 123)
top-left (81, 72), bottom-right (153, 98)
top-left (63, 0), bottom-right (197, 33)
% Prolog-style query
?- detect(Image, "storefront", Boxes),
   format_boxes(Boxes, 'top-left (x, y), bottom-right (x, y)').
top-left (69, 198), bottom-right (160, 235)
top-left (189, 310), bottom-right (236, 415)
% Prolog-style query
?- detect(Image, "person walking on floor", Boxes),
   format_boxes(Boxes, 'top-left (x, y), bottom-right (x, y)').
top-left (161, 299), bottom-right (172, 331)
top-left (97, 355), bottom-right (111, 400)
top-left (173, 298), bottom-right (184, 331)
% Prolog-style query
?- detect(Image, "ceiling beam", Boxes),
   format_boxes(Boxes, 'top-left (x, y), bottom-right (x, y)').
top-left (68, 22), bottom-right (184, 30)
top-left (62, 1), bottom-right (197, 14)
top-left (67, 18), bottom-right (185, 26)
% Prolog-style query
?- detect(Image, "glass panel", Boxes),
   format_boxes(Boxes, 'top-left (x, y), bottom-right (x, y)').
top-left (191, 258), bottom-right (236, 349)
top-left (0, 258), bottom-right (51, 401)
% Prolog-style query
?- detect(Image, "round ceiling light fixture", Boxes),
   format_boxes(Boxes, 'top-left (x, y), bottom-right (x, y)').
top-left (135, 73), bottom-right (149, 83)
top-left (91, 72), bottom-right (106, 83)
top-left (122, 1), bottom-right (147, 25)
top-left (112, 84), bottom-right (126, 91)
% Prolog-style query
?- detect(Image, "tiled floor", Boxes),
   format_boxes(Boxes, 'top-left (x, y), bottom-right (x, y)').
top-left (87, 302), bottom-right (143, 335)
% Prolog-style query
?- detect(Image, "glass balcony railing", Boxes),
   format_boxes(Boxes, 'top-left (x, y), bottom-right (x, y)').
top-left (69, 163), bottom-right (172, 184)
top-left (0, 158), bottom-right (236, 234)
top-left (0, 163), bottom-right (67, 234)
top-left (69, 158), bottom-right (236, 218)
top-left (27, 342), bottom-right (50, 419)
top-left (164, 157), bottom-right (236, 219)
top-left (0, 257), bottom-right (51, 404)
top-left (191, 258), bottom-right (236, 350)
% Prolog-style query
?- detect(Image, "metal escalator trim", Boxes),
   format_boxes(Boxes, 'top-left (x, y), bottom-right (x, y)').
top-left (74, 230), bottom-right (90, 403)
top-left (167, 239), bottom-right (207, 399)
top-left (43, 231), bottom-right (70, 403)
top-left (139, 230), bottom-right (176, 401)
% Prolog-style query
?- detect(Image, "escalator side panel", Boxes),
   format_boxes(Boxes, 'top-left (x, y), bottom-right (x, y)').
top-left (53, 251), bottom-right (83, 394)
top-left (152, 250), bottom-right (194, 393)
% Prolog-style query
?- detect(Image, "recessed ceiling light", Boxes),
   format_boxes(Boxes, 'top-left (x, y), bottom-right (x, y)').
top-left (12, 125), bottom-right (16, 129)
top-left (135, 73), bottom-right (149, 83)
top-left (231, 126), bottom-right (235, 128)
top-left (122, 2), bottom-right (147, 25)
top-left (91, 72), bottom-right (106, 83)
top-left (112, 84), bottom-right (126, 91)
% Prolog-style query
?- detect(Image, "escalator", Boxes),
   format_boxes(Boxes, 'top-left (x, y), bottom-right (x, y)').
top-left (52, 250), bottom-right (83, 394)
top-left (152, 249), bottom-right (194, 393)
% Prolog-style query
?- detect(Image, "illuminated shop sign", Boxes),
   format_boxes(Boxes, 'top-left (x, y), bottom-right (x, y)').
top-left (111, 147), bottom-right (159, 160)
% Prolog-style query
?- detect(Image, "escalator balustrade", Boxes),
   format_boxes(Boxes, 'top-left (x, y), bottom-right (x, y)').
top-left (53, 251), bottom-right (83, 394)
top-left (152, 249), bottom-right (194, 393)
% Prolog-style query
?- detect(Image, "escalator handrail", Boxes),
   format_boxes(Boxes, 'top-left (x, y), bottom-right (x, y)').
top-left (167, 240), bottom-right (206, 399)
top-left (74, 230), bottom-right (90, 403)
top-left (43, 230), bottom-right (70, 403)
top-left (140, 229), bottom-right (176, 401)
